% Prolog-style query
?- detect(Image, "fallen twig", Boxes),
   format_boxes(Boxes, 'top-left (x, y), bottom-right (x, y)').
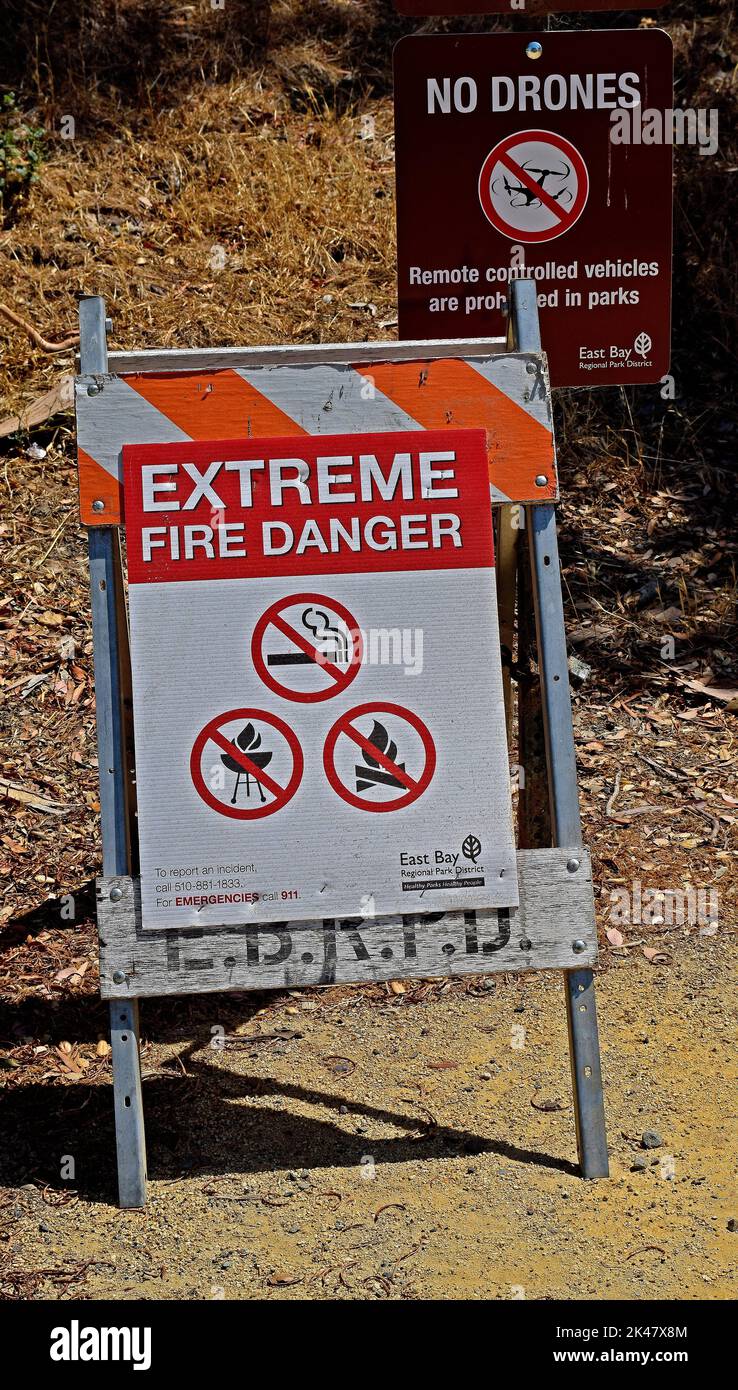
top-left (0, 777), bottom-right (66, 814)
top-left (0, 302), bottom-right (79, 353)
top-left (605, 771), bottom-right (622, 817)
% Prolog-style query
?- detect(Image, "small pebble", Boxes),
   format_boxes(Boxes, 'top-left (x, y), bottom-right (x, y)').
top-left (641, 1129), bottom-right (663, 1149)
top-left (631, 1155), bottom-right (649, 1172)
top-left (480, 1072), bottom-right (492, 1081)
top-left (727, 1218), bottom-right (738, 1232)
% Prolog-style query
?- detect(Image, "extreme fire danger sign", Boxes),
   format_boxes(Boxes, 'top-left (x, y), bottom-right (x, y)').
top-left (123, 429), bottom-right (518, 930)
top-left (394, 30), bottom-right (673, 387)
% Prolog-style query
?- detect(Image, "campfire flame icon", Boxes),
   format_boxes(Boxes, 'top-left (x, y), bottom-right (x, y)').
top-left (220, 722), bottom-right (272, 804)
top-left (355, 720), bottom-right (406, 793)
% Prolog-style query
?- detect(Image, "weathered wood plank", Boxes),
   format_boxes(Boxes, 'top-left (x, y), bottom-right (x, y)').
top-left (96, 848), bottom-right (596, 998)
top-left (104, 335), bottom-right (508, 375)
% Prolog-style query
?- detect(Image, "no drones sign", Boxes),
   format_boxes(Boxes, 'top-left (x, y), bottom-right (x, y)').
top-left (394, 30), bottom-right (673, 387)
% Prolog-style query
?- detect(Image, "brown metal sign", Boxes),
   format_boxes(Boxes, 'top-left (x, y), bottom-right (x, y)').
top-left (396, 2), bottom-right (665, 12)
top-left (394, 30), bottom-right (673, 387)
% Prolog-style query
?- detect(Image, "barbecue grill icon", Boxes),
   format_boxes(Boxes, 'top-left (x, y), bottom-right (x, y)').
top-left (267, 606), bottom-right (349, 667)
top-left (355, 719), bottom-right (406, 793)
top-left (220, 722), bottom-right (272, 804)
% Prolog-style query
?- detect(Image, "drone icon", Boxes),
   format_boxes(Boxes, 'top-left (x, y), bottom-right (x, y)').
top-left (492, 159), bottom-right (574, 210)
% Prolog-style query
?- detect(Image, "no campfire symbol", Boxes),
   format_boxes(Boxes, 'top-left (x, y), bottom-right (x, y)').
top-left (323, 702), bottom-right (436, 813)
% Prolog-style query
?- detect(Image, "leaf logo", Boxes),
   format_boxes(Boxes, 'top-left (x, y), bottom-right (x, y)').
top-left (462, 834), bottom-right (482, 864)
top-left (634, 332), bottom-right (652, 357)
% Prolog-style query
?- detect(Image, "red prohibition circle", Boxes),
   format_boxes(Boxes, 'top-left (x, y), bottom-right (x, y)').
top-left (190, 707), bottom-right (303, 820)
top-left (251, 592), bottom-right (363, 704)
top-left (323, 701), bottom-right (436, 814)
top-left (478, 129), bottom-right (589, 244)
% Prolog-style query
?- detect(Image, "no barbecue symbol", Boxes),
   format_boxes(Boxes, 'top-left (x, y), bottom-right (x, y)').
top-left (323, 702), bottom-right (436, 813)
top-left (478, 129), bottom-right (589, 243)
top-left (252, 593), bottom-right (363, 703)
top-left (190, 708), bottom-right (303, 820)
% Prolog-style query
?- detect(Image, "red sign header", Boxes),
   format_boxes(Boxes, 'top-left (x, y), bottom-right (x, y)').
top-left (124, 429), bottom-right (494, 585)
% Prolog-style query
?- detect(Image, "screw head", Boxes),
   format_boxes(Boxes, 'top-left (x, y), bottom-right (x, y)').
top-left (519, 938), bottom-right (532, 952)
top-left (572, 939), bottom-right (586, 954)
top-left (112, 969), bottom-right (127, 985)
top-left (526, 41), bottom-right (543, 60)
top-left (567, 857), bottom-right (581, 873)
top-left (110, 885), bottom-right (123, 902)
top-left (535, 474), bottom-right (548, 487)
top-left (86, 382), bottom-right (101, 396)
top-left (92, 499), bottom-right (105, 513)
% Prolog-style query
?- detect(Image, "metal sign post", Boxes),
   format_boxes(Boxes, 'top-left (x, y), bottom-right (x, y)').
top-left (80, 296), bottom-right (147, 1208)
top-left (78, 283), bottom-right (608, 1206)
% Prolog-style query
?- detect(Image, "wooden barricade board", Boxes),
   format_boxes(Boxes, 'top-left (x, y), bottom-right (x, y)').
top-left (75, 300), bottom-right (609, 1199)
top-left (96, 849), bottom-right (596, 999)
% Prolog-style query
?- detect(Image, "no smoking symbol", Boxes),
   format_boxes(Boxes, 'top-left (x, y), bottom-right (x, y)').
top-left (252, 592), bottom-right (363, 704)
top-left (478, 129), bottom-right (589, 244)
top-left (190, 708), bottom-right (303, 820)
top-left (323, 702), bottom-right (436, 813)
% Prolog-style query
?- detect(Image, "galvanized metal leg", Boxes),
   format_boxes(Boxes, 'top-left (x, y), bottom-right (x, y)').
top-left (517, 516), bottom-right (552, 850)
top-left (89, 524), bottom-right (148, 1206)
top-left (495, 506), bottom-right (518, 740)
top-left (109, 999), bottom-right (147, 1208)
top-left (565, 970), bottom-right (609, 1178)
top-left (509, 279), bottom-right (608, 1179)
top-left (83, 294), bottom-right (148, 1206)
top-left (528, 503), bottom-right (609, 1178)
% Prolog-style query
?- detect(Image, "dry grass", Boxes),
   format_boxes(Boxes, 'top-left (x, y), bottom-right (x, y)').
top-left (0, 0), bottom-right (736, 915)
top-left (2, 87), bottom-right (396, 405)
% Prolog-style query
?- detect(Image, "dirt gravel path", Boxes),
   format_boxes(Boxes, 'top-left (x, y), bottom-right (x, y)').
top-left (3, 939), bottom-right (735, 1301)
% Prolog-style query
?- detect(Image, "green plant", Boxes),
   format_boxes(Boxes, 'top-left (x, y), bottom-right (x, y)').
top-left (0, 91), bottom-right (45, 213)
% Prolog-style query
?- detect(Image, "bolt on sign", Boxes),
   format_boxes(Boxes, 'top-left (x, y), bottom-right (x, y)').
top-left (123, 428), bottom-right (519, 930)
top-left (394, 29), bottom-right (673, 387)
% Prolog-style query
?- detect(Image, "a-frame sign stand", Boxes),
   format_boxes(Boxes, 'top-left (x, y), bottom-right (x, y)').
top-left (79, 282), bottom-right (608, 1207)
